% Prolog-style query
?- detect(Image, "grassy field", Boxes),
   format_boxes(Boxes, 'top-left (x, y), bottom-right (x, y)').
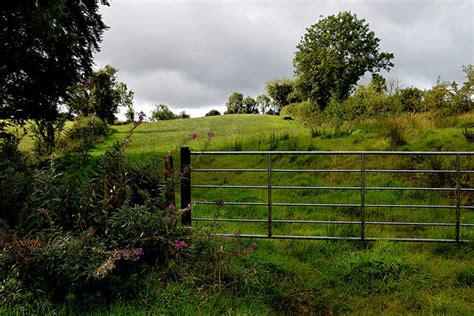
top-left (12, 113), bottom-right (474, 314)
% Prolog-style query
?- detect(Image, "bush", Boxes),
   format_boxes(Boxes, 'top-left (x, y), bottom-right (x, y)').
top-left (462, 122), bottom-right (474, 143)
top-left (0, 124), bottom-right (258, 310)
top-left (378, 119), bottom-right (407, 148)
top-left (280, 101), bottom-right (319, 126)
top-left (205, 109), bottom-right (221, 116)
top-left (68, 115), bottom-right (109, 139)
top-left (0, 133), bottom-right (32, 228)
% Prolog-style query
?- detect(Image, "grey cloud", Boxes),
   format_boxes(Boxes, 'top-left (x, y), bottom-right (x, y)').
top-left (95, 0), bottom-right (473, 115)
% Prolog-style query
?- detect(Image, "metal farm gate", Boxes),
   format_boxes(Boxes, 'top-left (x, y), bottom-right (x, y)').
top-left (180, 148), bottom-right (474, 243)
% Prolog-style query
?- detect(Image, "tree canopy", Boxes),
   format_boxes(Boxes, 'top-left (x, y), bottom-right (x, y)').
top-left (0, 0), bottom-right (109, 122)
top-left (150, 104), bottom-right (176, 121)
top-left (293, 11), bottom-right (394, 109)
top-left (265, 78), bottom-right (300, 113)
top-left (225, 92), bottom-right (244, 114)
top-left (66, 65), bottom-right (134, 124)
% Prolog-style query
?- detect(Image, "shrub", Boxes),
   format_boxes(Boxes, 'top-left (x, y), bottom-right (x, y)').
top-left (205, 109), bottom-right (221, 116)
top-left (64, 115), bottom-right (110, 142)
top-left (0, 133), bottom-right (32, 228)
top-left (378, 120), bottom-right (407, 148)
top-left (280, 101), bottom-right (319, 126)
top-left (462, 122), bottom-right (474, 143)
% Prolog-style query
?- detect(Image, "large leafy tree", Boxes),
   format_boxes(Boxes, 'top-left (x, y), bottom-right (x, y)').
top-left (67, 65), bottom-right (134, 124)
top-left (243, 96), bottom-right (258, 114)
top-left (150, 104), bottom-right (176, 121)
top-left (265, 78), bottom-right (300, 113)
top-left (256, 94), bottom-right (272, 115)
top-left (225, 92), bottom-right (244, 114)
top-left (294, 11), bottom-right (394, 109)
top-left (0, 0), bottom-right (109, 149)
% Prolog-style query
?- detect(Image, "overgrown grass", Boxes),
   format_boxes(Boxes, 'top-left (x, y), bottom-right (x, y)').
top-left (8, 112), bottom-right (474, 314)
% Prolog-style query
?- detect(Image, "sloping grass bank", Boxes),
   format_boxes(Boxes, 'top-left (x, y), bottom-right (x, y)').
top-left (9, 113), bottom-right (474, 314)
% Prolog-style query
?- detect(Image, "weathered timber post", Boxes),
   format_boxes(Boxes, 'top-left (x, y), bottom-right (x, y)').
top-left (164, 153), bottom-right (176, 209)
top-left (180, 147), bottom-right (192, 226)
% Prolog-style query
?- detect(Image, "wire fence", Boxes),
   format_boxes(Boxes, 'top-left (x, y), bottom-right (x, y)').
top-left (181, 148), bottom-right (474, 242)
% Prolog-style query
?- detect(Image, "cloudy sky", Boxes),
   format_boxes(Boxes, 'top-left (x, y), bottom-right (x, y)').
top-left (94, 0), bottom-right (473, 118)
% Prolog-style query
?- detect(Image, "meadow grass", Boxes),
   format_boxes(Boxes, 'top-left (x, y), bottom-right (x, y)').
top-left (9, 112), bottom-right (474, 314)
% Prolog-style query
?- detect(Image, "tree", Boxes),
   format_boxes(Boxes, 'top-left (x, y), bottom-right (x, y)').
top-left (225, 92), bottom-right (244, 114)
top-left (369, 74), bottom-right (387, 94)
top-left (66, 65), bottom-right (134, 124)
top-left (293, 11), bottom-right (394, 109)
top-left (177, 111), bottom-right (190, 119)
top-left (256, 94), bottom-right (273, 114)
top-left (0, 0), bottom-right (109, 150)
top-left (265, 78), bottom-right (300, 113)
top-left (243, 96), bottom-right (258, 114)
top-left (125, 105), bottom-right (135, 123)
top-left (205, 109), bottom-right (221, 116)
top-left (396, 87), bottom-right (424, 113)
top-left (150, 104), bottom-right (176, 121)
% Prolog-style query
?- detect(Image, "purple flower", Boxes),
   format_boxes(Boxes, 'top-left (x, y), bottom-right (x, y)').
top-left (175, 240), bottom-right (189, 250)
top-left (84, 79), bottom-right (91, 87)
top-left (167, 204), bottom-right (176, 211)
top-left (190, 133), bottom-right (198, 140)
top-left (138, 111), bottom-right (146, 122)
top-left (207, 130), bottom-right (215, 139)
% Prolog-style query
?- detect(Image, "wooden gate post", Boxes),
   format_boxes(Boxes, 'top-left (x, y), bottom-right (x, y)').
top-left (164, 154), bottom-right (176, 210)
top-left (180, 147), bottom-right (192, 225)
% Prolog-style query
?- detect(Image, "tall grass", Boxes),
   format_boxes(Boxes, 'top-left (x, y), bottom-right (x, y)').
top-left (8, 112), bottom-right (474, 315)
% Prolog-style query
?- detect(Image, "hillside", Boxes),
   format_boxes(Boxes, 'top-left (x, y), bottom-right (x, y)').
top-left (96, 112), bottom-right (474, 158)
top-left (84, 113), bottom-right (474, 314)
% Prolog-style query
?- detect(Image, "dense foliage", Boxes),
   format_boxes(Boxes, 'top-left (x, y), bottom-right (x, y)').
top-left (66, 65), bottom-right (134, 124)
top-left (283, 65), bottom-right (473, 126)
top-left (0, 0), bottom-right (109, 148)
top-left (293, 11), bottom-right (394, 109)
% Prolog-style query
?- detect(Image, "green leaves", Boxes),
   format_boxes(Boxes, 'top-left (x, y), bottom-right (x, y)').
top-left (294, 11), bottom-right (394, 109)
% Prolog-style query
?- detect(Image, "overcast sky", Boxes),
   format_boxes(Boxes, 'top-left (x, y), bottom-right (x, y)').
top-left (94, 0), bottom-right (474, 118)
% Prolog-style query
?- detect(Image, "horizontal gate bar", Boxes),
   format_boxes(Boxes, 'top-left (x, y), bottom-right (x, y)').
top-left (192, 168), bottom-right (473, 174)
top-left (192, 184), bottom-right (473, 192)
top-left (193, 201), bottom-right (474, 209)
top-left (213, 233), bottom-right (469, 242)
top-left (192, 217), bottom-right (474, 227)
top-left (193, 168), bottom-right (267, 172)
top-left (191, 151), bottom-right (474, 155)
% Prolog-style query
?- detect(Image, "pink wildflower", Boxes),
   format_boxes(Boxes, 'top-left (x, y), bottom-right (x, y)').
top-left (175, 240), bottom-right (189, 250)
top-left (207, 130), bottom-right (215, 139)
top-left (190, 133), bottom-right (198, 140)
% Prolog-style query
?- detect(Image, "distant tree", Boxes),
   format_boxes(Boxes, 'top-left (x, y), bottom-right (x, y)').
top-left (265, 78), bottom-right (299, 113)
top-left (150, 104), bottom-right (176, 121)
top-left (256, 94), bottom-right (273, 114)
top-left (294, 11), bottom-right (394, 109)
top-left (369, 74), bottom-right (387, 94)
top-left (396, 87), bottom-right (424, 113)
top-left (125, 105), bottom-right (135, 123)
top-left (0, 0), bottom-right (109, 150)
top-left (243, 96), bottom-right (258, 114)
top-left (225, 92), bottom-right (244, 114)
top-left (205, 109), bottom-right (221, 116)
top-left (66, 65), bottom-right (134, 124)
top-left (178, 111), bottom-right (190, 119)
top-left (455, 64), bottom-right (474, 112)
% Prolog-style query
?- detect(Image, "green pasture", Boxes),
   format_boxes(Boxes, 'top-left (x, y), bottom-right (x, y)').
top-left (9, 113), bottom-right (474, 314)
top-left (89, 114), bottom-right (474, 241)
